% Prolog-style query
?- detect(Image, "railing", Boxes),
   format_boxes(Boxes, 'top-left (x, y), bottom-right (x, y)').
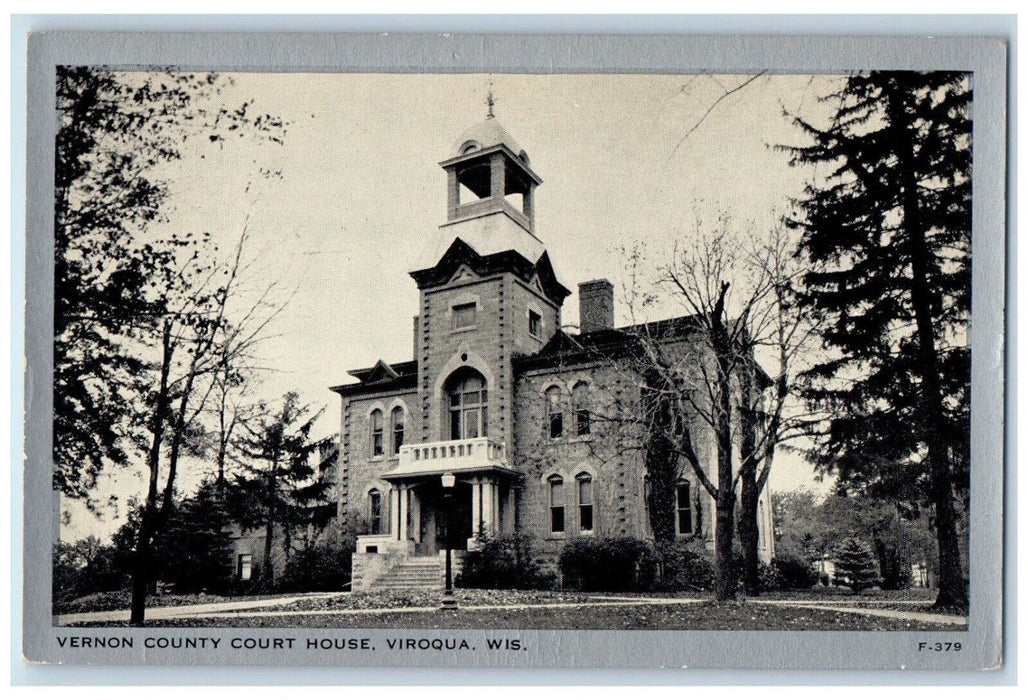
top-left (389, 437), bottom-right (507, 476)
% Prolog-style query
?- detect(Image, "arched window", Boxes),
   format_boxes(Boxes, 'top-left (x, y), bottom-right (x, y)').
top-left (572, 382), bottom-right (591, 436)
top-left (676, 480), bottom-right (693, 535)
top-left (368, 489), bottom-right (383, 534)
top-left (447, 370), bottom-right (488, 439)
top-left (546, 386), bottom-right (563, 439)
top-left (576, 472), bottom-right (594, 533)
top-left (548, 475), bottom-right (565, 534)
top-left (370, 409), bottom-right (384, 457)
top-left (391, 406), bottom-right (404, 455)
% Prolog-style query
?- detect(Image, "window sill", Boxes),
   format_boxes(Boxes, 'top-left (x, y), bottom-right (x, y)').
top-left (450, 326), bottom-right (477, 334)
top-left (369, 455), bottom-right (385, 463)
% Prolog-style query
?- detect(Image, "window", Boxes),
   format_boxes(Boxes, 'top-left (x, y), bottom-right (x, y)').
top-left (369, 489), bottom-right (383, 534)
top-left (577, 473), bottom-right (594, 532)
top-left (370, 409), bottom-right (384, 457)
top-left (572, 382), bottom-right (591, 436)
top-left (237, 553), bottom-right (252, 581)
top-left (528, 309), bottom-right (542, 337)
top-left (546, 386), bottom-right (563, 439)
top-left (548, 475), bottom-right (566, 533)
top-left (676, 481), bottom-right (693, 535)
top-left (452, 302), bottom-right (477, 330)
top-left (643, 475), bottom-right (652, 534)
top-left (391, 406), bottom-right (404, 455)
top-left (448, 372), bottom-right (488, 439)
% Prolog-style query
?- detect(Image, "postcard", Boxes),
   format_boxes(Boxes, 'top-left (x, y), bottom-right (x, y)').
top-left (22, 32), bottom-right (1007, 670)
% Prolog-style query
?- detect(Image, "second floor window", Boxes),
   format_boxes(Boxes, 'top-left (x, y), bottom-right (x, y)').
top-left (572, 382), bottom-right (591, 436)
top-left (449, 373), bottom-right (488, 439)
top-left (528, 309), bottom-right (542, 337)
top-left (546, 386), bottom-right (563, 439)
top-left (391, 406), bottom-right (404, 455)
top-left (370, 409), bottom-right (384, 457)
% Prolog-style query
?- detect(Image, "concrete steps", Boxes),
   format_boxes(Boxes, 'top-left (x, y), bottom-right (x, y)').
top-left (370, 557), bottom-right (443, 591)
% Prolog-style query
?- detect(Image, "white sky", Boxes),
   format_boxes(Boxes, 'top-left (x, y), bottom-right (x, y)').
top-left (63, 72), bottom-right (841, 541)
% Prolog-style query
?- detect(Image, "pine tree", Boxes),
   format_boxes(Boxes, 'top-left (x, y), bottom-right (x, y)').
top-left (786, 72), bottom-right (970, 608)
top-left (834, 537), bottom-right (881, 593)
top-left (228, 393), bottom-right (328, 589)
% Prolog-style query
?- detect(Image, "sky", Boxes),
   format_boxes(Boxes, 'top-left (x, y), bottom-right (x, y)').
top-left (62, 72), bottom-right (843, 541)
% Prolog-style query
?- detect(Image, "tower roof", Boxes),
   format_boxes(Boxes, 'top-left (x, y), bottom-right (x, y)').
top-left (452, 117), bottom-right (525, 160)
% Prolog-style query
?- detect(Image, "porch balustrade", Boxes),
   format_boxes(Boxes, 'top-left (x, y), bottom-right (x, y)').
top-left (385, 436), bottom-right (508, 478)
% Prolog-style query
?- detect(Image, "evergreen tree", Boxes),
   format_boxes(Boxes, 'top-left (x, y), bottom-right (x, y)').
top-left (228, 393), bottom-right (329, 589)
top-left (786, 72), bottom-right (971, 608)
top-left (834, 537), bottom-right (881, 593)
top-left (153, 482), bottom-right (235, 593)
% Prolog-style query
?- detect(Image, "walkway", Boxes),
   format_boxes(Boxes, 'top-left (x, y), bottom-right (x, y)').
top-left (56, 592), bottom-right (340, 626)
top-left (747, 599), bottom-right (967, 626)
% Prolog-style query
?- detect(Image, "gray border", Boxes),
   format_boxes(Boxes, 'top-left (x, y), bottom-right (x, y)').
top-left (18, 29), bottom-right (1009, 676)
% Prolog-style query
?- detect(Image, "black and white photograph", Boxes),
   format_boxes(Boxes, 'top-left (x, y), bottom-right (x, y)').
top-left (21, 32), bottom-right (1007, 670)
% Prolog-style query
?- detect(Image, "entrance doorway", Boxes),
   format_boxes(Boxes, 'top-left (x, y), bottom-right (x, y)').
top-left (413, 479), bottom-right (473, 555)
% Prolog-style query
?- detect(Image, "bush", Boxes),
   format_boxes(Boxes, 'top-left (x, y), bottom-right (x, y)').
top-left (773, 550), bottom-right (819, 590)
top-left (645, 539), bottom-right (716, 592)
top-left (457, 532), bottom-right (555, 590)
top-left (560, 537), bottom-right (651, 592)
top-left (277, 541), bottom-right (353, 593)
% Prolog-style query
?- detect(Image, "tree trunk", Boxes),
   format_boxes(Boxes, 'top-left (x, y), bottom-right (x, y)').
top-left (711, 285), bottom-right (737, 602)
top-left (714, 495), bottom-right (736, 601)
top-left (130, 321), bottom-right (173, 626)
top-left (263, 462), bottom-right (278, 589)
top-left (890, 84), bottom-right (967, 610)
top-left (738, 472), bottom-right (760, 596)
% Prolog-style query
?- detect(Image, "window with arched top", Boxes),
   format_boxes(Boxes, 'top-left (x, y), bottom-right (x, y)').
top-left (572, 382), bottom-right (591, 436)
top-left (460, 140), bottom-right (480, 154)
top-left (447, 370), bottom-right (488, 440)
top-left (368, 489), bottom-right (383, 534)
top-left (391, 406), bottom-right (404, 455)
top-left (676, 480), bottom-right (693, 535)
top-left (546, 386), bottom-right (563, 439)
top-left (370, 409), bottom-right (384, 457)
top-left (576, 472), bottom-right (594, 533)
top-left (548, 475), bottom-right (566, 534)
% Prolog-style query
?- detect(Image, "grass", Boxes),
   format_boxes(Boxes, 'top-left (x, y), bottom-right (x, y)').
top-left (54, 590), bottom-right (297, 615)
top-left (74, 599), bottom-right (962, 631)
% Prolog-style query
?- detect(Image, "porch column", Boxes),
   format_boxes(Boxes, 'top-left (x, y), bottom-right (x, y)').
top-left (481, 479), bottom-right (497, 537)
top-left (398, 485), bottom-right (409, 542)
top-left (470, 477), bottom-right (482, 537)
top-left (390, 487), bottom-right (401, 540)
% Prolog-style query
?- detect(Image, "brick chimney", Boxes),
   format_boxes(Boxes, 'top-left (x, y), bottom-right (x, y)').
top-left (578, 279), bottom-right (614, 333)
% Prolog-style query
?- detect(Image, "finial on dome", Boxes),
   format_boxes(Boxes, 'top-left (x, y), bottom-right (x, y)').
top-left (486, 81), bottom-right (495, 119)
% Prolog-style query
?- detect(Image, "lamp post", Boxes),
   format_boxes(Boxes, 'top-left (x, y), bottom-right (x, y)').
top-left (440, 472), bottom-right (458, 611)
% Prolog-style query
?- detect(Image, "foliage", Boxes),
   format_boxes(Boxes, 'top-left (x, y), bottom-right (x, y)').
top-left (52, 536), bottom-right (125, 604)
top-left (645, 538), bottom-right (716, 592)
top-left (786, 71), bottom-right (971, 607)
top-left (152, 483), bottom-right (236, 594)
top-left (559, 537), bottom-right (651, 592)
top-left (834, 537), bottom-right (881, 593)
top-left (772, 549), bottom-right (819, 590)
top-left (457, 532), bottom-right (556, 591)
top-left (53, 67), bottom-right (285, 502)
top-left (277, 540), bottom-right (353, 593)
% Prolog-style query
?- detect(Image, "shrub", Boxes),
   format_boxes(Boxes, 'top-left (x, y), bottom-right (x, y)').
top-left (277, 541), bottom-right (353, 593)
top-left (457, 532), bottom-right (555, 590)
top-left (773, 550), bottom-right (819, 590)
top-left (758, 561), bottom-right (781, 592)
top-left (834, 537), bottom-right (881, 593)
top-left (559, 537), bottom-right (651, 592)
top-left (646, 539), bottom-right (715, 592)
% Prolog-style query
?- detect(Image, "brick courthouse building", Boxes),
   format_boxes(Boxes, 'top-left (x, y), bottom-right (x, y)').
top-left (331, 115), bottom-right (775, 590)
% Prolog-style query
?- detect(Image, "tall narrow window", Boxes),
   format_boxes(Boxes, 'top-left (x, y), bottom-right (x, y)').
top-left (676, 480), bottom-right (693, 535)
top-left (528, 309), bottom-right (542, 337)
top-left (391, 406), bottom-right (404, 455)
top-left (548, 475), bottom-right (565, 534)
top-left (448, 371), bottom-right (488, 439)
top-left (577, 472), bottom-right (594, 532)
top-left (643, 475), bottom-right (652, 535)
top-left (546, 386), bottom-right (563, 439)
top-left (370, 409), bottom-right (384, 457)
top-left (572, 382), bottom-right (591, 436)
top-left (368, 489), bottom-right (382, 534)
top-left (451, 302), bottom-right (477, 330)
